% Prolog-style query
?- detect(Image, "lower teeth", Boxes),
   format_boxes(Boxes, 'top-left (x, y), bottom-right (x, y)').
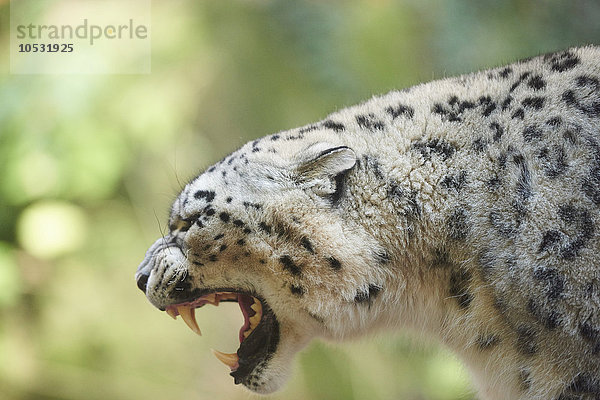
top-left (212, 349), bottom-right (239, 371)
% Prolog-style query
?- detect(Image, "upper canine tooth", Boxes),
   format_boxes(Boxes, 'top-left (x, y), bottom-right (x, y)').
top-left (177, 305), bottom-right (202, 336)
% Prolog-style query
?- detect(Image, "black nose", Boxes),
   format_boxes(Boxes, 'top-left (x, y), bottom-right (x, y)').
top-left (136, 272), bottom-right (149, 293)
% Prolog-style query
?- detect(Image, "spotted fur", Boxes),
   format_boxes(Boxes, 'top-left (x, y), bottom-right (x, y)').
top-left (137, 46), bottom-right (600, 399)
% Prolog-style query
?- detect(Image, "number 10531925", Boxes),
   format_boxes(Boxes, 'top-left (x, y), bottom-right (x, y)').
top-left (18, 43), bottom-right (74, 52)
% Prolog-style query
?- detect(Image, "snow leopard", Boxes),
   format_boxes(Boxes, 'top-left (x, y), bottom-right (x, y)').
top-left (136, 46), bottom-right (600, 399)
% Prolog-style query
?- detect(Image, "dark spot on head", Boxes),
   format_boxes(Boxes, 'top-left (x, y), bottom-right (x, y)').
top-left (486, 173), bottom-right (501, 190)
top-left (472, 137), bottom-right (487, 152)
top-left (545, 50), bottom-right (580, 72)
top-left (290, 285), bottom-right (305, 296)
top-left (272, 222), bottom-right (288, 238)
top-left (476, 334), bottom-right (501, 350)
top-left (287, 132), bottom-right (305, 141)
top-left (449, 268), bottom-right (473, 309)
top-left (523, 125), bottom-right (542, 142)
top-left (328, 257), bottom-right (342, 271)
top-left (193, 218), bottom-right (205, 229)
top-left (431, 248), bottom-right (451, 269)
top-left (236, 238), bottom-right (245, 246)
top-left (300, 237), bottom-right (314, 254)
top-left (556, 204), bottom-right (595, 259)
top-left (280, 255), bottom-right (301, 276)
top-left (527, 75), bottom-right (546, 90)
top-left (490, 122), bottom-right (504, 142)
top-left (233, 219), bottom-right (245, 227)
top-left (479, 96), bottom-right (496, 116)
top-left (356, 113), bottom-right (385, 131)
top-left (539, 145), bottom-right (568, 178)
top-left (441, 171), bottom-right (468, 191)
top-left (538, 230), bottom-right (561, 254)
top-left (354, 284), bottom-right (382, 304)
top-left (298, 124), bottom-right (318, 134)
top-left (219, 212), bottom-right (230, 223)
top-left (515, 325), bottom-right (538, 356)
top-left (493, 295), bottom-right (508, 315)
top-left (213, 233), bottom-right (224, 240)
top-left (362, 155), bottom-right (384, 179)
top-left (511, 108), bottom-right (525, 119)
top-left (243, 227), bottom-right (252, 234)
top-left (322, 120), bottom-right (345, 133)
top-left (433, 95), bottom-right (477, 122)
top-left (510, 72), bottom-right (531, 92)
top-left (219, 244), bottom-right (228, 252)
top-left (388, 183), bottom-right (421, 220)
top-left (546, 116), bottom-right (562, 127)
top-left (259, 222), bottom-right (272, 234)
top-left (194, 190), bottom-right (216, 202)
top-left (412, 138), bottom-right (456, 161)
top-left (386, 103), bottom-right (415, 119)
top-left (513, 153), bottom-right (532, 201)
top-left (559, 374), bottom-right (600, 397)
top-left (579, 321), bottom-right (600, 353)
top-left (527, 298), bottom-right (560, 330)
top-left (562, 75), bottom-right (600, 117)
top-left (243, 201), bottom-right (263, 210)
top-left (499, 67), bottom-right (512, 78)
top-left (226, 197), bottom-right (233, 203)
top-left (208, 254), bottom-right (218, 262)
top-left (447, 208), bottom-right (470, 241)
top-left (522, 96), bottom-right (545, 110)
top-left (374, 250), bottom-right (390, 264)
top-left (501, 96), bottom-right (512, 110)
top-left (519, 369), bottom-right (532, 391)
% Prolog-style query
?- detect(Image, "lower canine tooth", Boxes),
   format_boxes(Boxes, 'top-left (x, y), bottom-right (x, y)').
top-left (211, 349), bottom-right (239, 371)
top-left (177, 305), bottom-right (202, 336)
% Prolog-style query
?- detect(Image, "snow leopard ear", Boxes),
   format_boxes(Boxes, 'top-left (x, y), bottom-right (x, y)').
top-left (295, 143), bottom-right (357, 202)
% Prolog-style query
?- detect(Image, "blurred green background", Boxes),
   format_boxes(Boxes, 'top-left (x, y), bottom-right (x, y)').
top-left (1, 1), bottom-right (599, 399)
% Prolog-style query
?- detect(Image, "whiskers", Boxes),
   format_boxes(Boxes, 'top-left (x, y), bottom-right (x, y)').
top-left (154, 209), bottom-right (169, 247)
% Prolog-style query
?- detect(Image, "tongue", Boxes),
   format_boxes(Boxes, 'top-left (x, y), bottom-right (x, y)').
top-left (238, 294), bottom-right (255, 343)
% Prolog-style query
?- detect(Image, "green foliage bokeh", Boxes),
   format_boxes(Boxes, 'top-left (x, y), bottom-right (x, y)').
top-left (1, 1), bottom-right (599, 399)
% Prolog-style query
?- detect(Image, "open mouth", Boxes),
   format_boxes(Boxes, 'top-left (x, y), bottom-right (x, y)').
top-left (164, 291), bottom-right (279, 385)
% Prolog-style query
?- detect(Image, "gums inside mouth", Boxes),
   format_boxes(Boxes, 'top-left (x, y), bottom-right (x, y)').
top-left (164, 291), bottom-right (279, 385)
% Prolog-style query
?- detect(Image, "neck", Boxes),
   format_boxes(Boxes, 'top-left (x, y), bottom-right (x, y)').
top-left (343, 152), bottom-right (529, 399)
